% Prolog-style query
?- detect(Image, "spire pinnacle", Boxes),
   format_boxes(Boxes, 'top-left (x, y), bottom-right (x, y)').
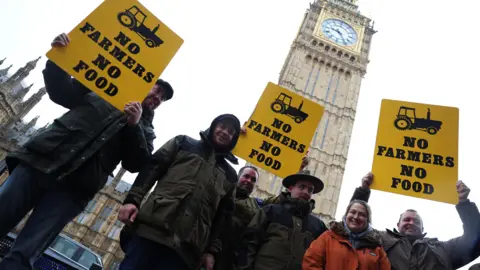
top-left (0, 64), bottom-right (13, 77)
top-left (26, 56), bottom-right (41, 68)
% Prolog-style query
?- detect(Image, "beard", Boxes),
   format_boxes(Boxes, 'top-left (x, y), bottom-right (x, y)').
top-left (236, 186), bottom-right (251, 199)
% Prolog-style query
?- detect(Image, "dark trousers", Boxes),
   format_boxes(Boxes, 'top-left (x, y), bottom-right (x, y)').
top-left (119, 234), bottom-right (190, 270)
top-left (0, 164), bottom-right (87, 270)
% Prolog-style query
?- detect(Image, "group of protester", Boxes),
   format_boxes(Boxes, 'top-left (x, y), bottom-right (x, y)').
top-left (0, 33), bottom-right (479, 270)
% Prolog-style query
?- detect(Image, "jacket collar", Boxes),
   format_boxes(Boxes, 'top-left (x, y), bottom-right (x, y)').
top-left (330, 221), bottom-right (383, 248)
top-left (278, 192), bottom-right (316, 209)
top-left (388, 228), bottom-right (428, 239)
top-left (281, 195), bottom-right (313, 217)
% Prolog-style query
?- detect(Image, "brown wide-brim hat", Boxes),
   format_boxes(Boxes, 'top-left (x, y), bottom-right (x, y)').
top-left (282, 170), bottom-right (324, 194)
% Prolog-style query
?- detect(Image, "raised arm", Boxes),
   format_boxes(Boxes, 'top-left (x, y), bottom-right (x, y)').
top-left (444, 181), bottom-right (480, 269)
top-left (350, 172), bottom-right (373, 202)
top-left (44, 34), bottom-right (90, 109)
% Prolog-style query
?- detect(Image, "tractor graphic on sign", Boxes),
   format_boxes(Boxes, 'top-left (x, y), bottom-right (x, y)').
top-left (117, 5), bottom-right (164, 48)
top-left (271, 93), bottom-right (309, 124)
top-left (394, 106), bottom-right (442, 135)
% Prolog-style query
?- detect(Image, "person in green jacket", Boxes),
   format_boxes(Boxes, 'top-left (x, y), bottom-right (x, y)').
top-left (208, 156), bottom-right (309, 270)
top-left (236, 170), bottom-right (327, 270)
top-left (117, 114), bottom-right (241, 270)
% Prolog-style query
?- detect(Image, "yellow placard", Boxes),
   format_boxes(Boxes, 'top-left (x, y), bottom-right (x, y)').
top-left (233, 82), bottom-right (325, 178)
top-left (371, 99), bottom-right (459, 204)
top-left (46, 0), bottom-right (183, 111)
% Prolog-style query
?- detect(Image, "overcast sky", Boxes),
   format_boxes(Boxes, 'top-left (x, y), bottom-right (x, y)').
top-left (1, 0), bottom-right (479, 268)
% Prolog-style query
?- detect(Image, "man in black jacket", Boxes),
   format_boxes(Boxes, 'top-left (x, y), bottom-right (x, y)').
top-left (0, 33), bottom-right (173, 270)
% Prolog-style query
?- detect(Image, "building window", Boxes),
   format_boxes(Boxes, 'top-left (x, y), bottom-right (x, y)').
top-left (85, 200), bottom-right (97, 212)
top-left (91, 219), bottom-right (104, 232)
top-left (107, 220), bottom-right (124, 239)
top-left (99, 204), bottom-right (114, 219)
top-left (77, 212), bottom-right (89, 224)
top-left (107, 226), bottom-right (121, 239)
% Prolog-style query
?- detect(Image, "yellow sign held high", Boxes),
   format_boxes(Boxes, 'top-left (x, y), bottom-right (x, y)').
top-left (371, 99), bottom-right (459, 204)
top-left (233, 83), bottom-right (325, 178)
top-left (46, 0), bottom-right (183, 111)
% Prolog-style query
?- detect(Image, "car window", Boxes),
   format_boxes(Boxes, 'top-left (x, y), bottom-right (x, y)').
top-left (77, 249), bottom-right (99, 269)
top-left (50, 237), bottom-right (78, 259)
top-left (49, 235), bottom-right (102, 269)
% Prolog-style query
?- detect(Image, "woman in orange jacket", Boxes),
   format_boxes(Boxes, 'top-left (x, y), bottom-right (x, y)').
top-left (302, 200), bottom-right (390, 270)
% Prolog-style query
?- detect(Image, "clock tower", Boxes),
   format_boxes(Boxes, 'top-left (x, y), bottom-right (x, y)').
top-left (250, 0), bottom-right (375, 221)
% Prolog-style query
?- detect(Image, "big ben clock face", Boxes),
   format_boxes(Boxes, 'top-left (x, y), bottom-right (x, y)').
top-left (321, 19), bottom-right (358, 46)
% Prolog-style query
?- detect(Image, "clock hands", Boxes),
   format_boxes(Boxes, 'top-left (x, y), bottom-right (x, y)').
top-left (332, 27), bottom-right (348, 44)
top-left (322, 19), bottom-right (356, 45)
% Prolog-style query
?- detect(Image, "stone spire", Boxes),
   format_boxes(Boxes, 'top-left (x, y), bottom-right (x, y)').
top-left (22, 115), bottom-right (40, 133)
top-left (19, 87), bottom-right (46, 119)
top-left (4, 56), bottom-right (42, 88)
top-left (111, 167), bottom-right (127, 188)
top-left (31, 121), bottom-right (50, 136)
top-left (0, 64), bottom-right (12, 78)
top-left (26, 56), bottom-right (41, 70)
top-left (0, 58), bottom-right (5, 66)
top-left (15, 83), bottom-right (34, 101)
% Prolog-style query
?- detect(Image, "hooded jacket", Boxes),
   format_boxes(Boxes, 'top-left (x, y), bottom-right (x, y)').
top-left (302, 221), bottom-right (391, 270)
top-left (122, 114), bottom-right (240, 270)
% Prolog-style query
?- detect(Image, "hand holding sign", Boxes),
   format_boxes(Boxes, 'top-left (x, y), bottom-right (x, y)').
top-left (124, 102), bottom-right (143, 125)
top-left (457, 181), bottom-right (470, 203)
top-left (361, 172), bottom-right (373, 189)
top-left (300, 151), bottom-right (309, 171)
top-left (51, 33), bottom-right (70, 47)
top-left (240, 122), bottom-right (248, 134)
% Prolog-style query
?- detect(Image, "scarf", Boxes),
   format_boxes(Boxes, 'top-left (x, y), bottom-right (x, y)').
top-left (342, 217), bottom-right (372, 249)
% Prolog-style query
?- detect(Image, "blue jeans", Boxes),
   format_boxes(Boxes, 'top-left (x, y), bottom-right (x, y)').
top-left (119, 234), bottom-right (190, 270)
top-left (0, 164), bottom-right (87, 270)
